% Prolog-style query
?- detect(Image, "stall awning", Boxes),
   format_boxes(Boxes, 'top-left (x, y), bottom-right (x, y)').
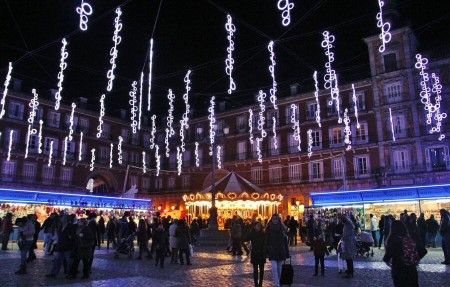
top-left (0, 188), bottom-right (153, 210)
top-left (310, 184), bottom-right (450, 207)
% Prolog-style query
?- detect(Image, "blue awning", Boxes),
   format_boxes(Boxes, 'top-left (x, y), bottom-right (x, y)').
top-left (0, 188), bottom-right (153, 210)
top-left (310, 184), bottom-right (450, 207)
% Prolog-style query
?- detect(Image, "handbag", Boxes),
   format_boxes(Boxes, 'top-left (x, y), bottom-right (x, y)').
top-left (280, 257), bottom-right (294, 286)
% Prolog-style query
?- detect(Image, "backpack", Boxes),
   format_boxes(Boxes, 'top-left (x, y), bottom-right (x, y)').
top-left (401, 237), bottom-right (420, 266)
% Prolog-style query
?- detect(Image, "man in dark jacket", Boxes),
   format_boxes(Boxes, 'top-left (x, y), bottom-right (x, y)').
top-left (426, 214), bottom-right (439, 248)
top-left (417, 213), bottom-right (427, 247)
top-left (439, 209), bottom-right (450, 265)
top-left (1, 213), bottom-right (14, 250)
top-left (27, 214), bottom-right (41, 262)
top-left (87, 213), bottom-right (99, 272)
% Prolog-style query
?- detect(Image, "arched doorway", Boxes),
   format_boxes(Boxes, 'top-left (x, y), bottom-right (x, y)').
top-left (86, 171), bottom-right (118, 194)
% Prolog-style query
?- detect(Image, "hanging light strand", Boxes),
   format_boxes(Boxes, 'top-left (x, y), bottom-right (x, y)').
top-left (177, 147), bottom-right (182, 175)
top-left (7, 130), bottom-right (14, 161)
top-left (0, 62), bottom-right (13, 119)
top-left (24, 125), bottom-right (31, 159)
top-left (48, 140), bottom-right (54, 167)
top-left (217, 145), bottom-right (222, 169)
top-left (117, 136), bottom-right (123, 164)
top-left (165, 89), bottom-right (175, 157)
top-left (225, 14), bottom-right (236, 94)
top-left (55, 38), bottom-right (68, 111)
top-left (256, 137), bottom-right (263, 163)
top-left (38, 120), bottom-right (43, 154)
top-left (78, 132), bottom-right (83, 161)
top-left (272, 117), bottom-right (278, 150)
top-left (389, 108), bottom-right (396, 142)
top-left (322, 31), bottom-right (341, 123)
top-left (268, 41), bottom-right (278, 110)
top-left (248, 109), bottom-right (254, 144)
top-left (150, 115), bottom-right (156, 149)
top-left (142, 151), bottom-right (147, 173)
top-left (343, 108), bottom-right (352, 151)
top-left (208, 96), bottom-right (216, 156)
top-left (352, 84), bottom-right (361, 129)
top-left (129, 81), bottom-right (138, 134)
top-left (68, 102), bottom-right (76, 141)
top-left (257, 90), bottom-right (267, 139)
top-left (291, 104), bottom-right (301, 151)
top-left (107, 7), bottom-right (123, 92)
top-left (180, 70), bottom-right (192, 152)
top-left (96, 94), bottom-right (106, 138)
top-left (76, 0), bottom-right (93, 31)
top-left (313, 71), bottom-right (322, 128)
top-left (195, 142), bottom-right (200, 167)
top-left (431, 73), bottom-right (447, 141)
top-left (62, 136), bottom-right (68, 165)
top-left (277, 0), bottom-right (294, 26)
top-left (155, 145), bottom-right (161, 176)
top-left (147, 39), bottom-right (154, 111)
top-left (376, 0), bottom-right (392, 53)
top-left (307, 129), bottom-right (313, 158)
top-left (110, 143), bottom-right (114, 168)
top-left (138, 72), bottom-right (144, 130)
top-left (90, 148), bottom-right (95, 171)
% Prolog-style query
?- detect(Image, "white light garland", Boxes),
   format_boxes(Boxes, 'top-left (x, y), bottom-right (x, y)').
top-left (7, 130), bottom-right (14, 161)
top-left (217, 145), bottom-right (222, 169)
top-left (38, 120), bottom-right (43, 154)
top-left (138, 73), bottom-right (144, 130)
top-left (25, 89), bottom-right (39, 158)
top-left (147, 39), bottom-right (154, 111)
top-left (208, 96), bottom-right (216, 156)
top-left (165, 89), bottom-right (175, 157)
top-left (78, 132), bottom-right (83, 161)
top-left (352, 84), bottom-right (361, 129)
top-left (117, 136), bottom-right (123, 164)
top-left (389, 108), bottom-right (396, 142)
top-left (343, 108), bottom-right (352, 151)
top-left (96, 94), bottom-right (106, 138)
top-left (76, 0), bottom-right (93, 31)
top-left (268, 41), bottom-right (278, 110)
top-left (0, 62), bottom-right (13, 119)
top-left (256, 137), bottom-right (263, 163)
top-left (277, 0), bottom-right (294, 26)
top-left (313, 71), bottom-right (322, 127)
top-left (142, 151), bottom-right (147, 173)
top-left (195, 142), bottom-right (200, 167)
top-left (177, 147), bottom-right (182, 175)
top-left (62, 136), bottom-right (68, 166)
top-left (107, 7), bottom-right (123, 92)
top-left (225, 14), bottom-right (236, 94)
top-left (431, 73), bottom-right (447, 141)
top-left (150, 115), bottom-right (156, 149)
top-left (48, 140), bottom-right (54, 167)
top-left (290, 104), bottom-right (301, 151)
top-left (415, 54), bottom-right (436, 135)
top-left (25, 125), bottom-right (31, 159)
top-left (272, 116), bottom-right (278, 150)
top-left (110, 143), bottom-right (114, 168)
top-left (155, 145), bottom-right (161, 177)
top-left (68, 102), bottom-right (76, 141)
top-left (129, 81), bottom-right (138, 134)
top-left (86, 178), bottom-right (94, 193)
top-left (248, 109), bottom-right (254, 144)
top-left (307, 129), bottom-right (313, 158)
top-left (180, 70), bottom-right (192, 152)
top-left (257, 90), bottom-right (267, 139)
top-left (90, 148), bottom-right (95, 171)
top-left (55, 38), bottom-right (68, 111)
top-left (376, 0), bottom-right (392, 53)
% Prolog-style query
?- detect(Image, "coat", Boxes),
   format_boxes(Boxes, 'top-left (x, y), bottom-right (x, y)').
top-left (56, 223), bottom-right (76, 252)
top-left (75, 226), bottom-right (94, 259)
top-left (340, 221), bottom-right (356, 260)
top-left (243, 229), bottom-right (266, 265)
top-left (169, 224), bottom-right (178, 249)
top-left (175, 225), bottom-right (191, 250)
top-left (152, 229), bottom-right (167, 256)
top-left (265, 222), bottom-right (288, 261)
top-left (312, 238), bottom-right (329, 257)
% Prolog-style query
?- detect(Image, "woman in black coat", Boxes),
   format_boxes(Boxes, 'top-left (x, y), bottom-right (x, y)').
top-left (67, 218), bottom-right (94, 280)
top-left (175, 220), bottom-right (192, 265)
top-left (265, 214), bottom-right (289, 287)
top-left (243, 221), bottom-right (266, 287)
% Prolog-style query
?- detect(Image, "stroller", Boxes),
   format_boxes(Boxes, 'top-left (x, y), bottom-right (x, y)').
top-left (356, 231), bottom-right (374, 257)
top-left (114, 233), bottom-right (135, 259)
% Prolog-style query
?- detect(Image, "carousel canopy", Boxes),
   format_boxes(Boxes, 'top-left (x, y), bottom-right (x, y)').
top-left (200, 172), bottom-right (264, 195)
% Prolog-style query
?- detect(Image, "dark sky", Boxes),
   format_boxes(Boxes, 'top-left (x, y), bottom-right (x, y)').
top-left (1, 0), bottom-right (449, 120)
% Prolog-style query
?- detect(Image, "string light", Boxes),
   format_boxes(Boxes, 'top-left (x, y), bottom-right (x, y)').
top-left (248, 109), bottom-right (254, 144)
top-left (150, 115), bottom-right (156, 149)
top-left (155, 145), bottom-right (161, 176)
top-left (68, 102), bottom-right (76, 141)
top-left (195, 142), bottom-right (200, 167)
top-left (25, 125), bottom-right (31, 159)
top-left (86, 178), bottom-right (94, 193)
top-left (257, 90), bottom-right (267, 139)
top-left (333, 76), bottom-right (342, 124)
top-left (76, 0), bottom-right (93, 31)
top-left (48, 140), bottom-right (54, 167)
top-left (307, 129), bottom-right (313, 158)
top-left (62, 136), bottom-right (68, 166)
top-left (277, 0), bottom-right (294, 26)
top-left (431, 73), bottom-right (447, 140)
top-left (322, 31), bottom-right (341, 123)
top-left (147, 39), bottom-right (154, 111)
top-left (38, 120), bottom-right (43, 154)
top-left (256, 137), bottom-right (263, 163)
top-left (7, 130), bottom-right (13, 161)
top-left (117, 136), bottom-right (123, 164)
top-left (208, 96), bottom-right (216, 156)
top-left (177, 147), bottom-right (182, 175)
top-left (142, 151), bottom-right (147, 173)
top-left (313, 71), bottom-right (322, 128)
top-left (389, 108), bottom-right (396, 142)
top-left (78, 132), bottom-right (83, 161)
top-left (291, 104), bottom-right (301, 151)
top-left (138, 73), bottom-right (144, 130)
top-left (268, 41), bottom-right (278, 110)
top-left (165, 89), bottom-right (175, 157)
top-left (96, 94), bottom-right (106, 138)
top-left (352, 84), bottom-right (360, 129)
top-left (55, 38), bottom-right (68, 111)
top-left (110, 143), bottom-right (114, 168)
top-left (129, 81), bottom-right (138, 134)
top-left (0, 62), bottom-right (13, 119)
top-left (217, 145), bottom-right (222, 169)
top-left (343, 108), bottom-right (352, 151)
top-left (376, 0), bottom-right (392, 53)
top-left (90, 148), bottom-right (95, 171)
top-left (107, 7), bottom-right (123, 92)
top-left (180, 70), bottom-right (192, 152)
top-left (225, 14), bottom-right (236, 94)
top-left (272, 117), bottom-right (278, 150)
top-left (25, 89), bottom-right (39, 159)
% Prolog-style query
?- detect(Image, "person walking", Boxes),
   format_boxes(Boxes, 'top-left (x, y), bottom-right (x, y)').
top-left (340, 216), bottom-right (356, 278)
top-left (153, 223), bottom-right (166, 268)
top-left (136, 219), bottom-right (152, 260)
top-left (439, 209), bottom-right (450, 265)
top-left (169, 219), bottom-right (179, 264)
top-left (378, 215), bottom-right (385, 248)
top-left (288, 217), bottom-right (299, 246)
top-left (176, 219), bottom-right (191, 265)
top-left (243, 222), bottom-right (266, 287)
top-left (265, 214), bottom-right (289, 287)
top-left (1, 212), bottom-right (14, 250)
top-left (417, 213), bottom-right (427, 247)
top-left (28, 214), bottom-right (41, 262)
top-left (106, 216), bottom-right (117, 250)
top-left (426, 214), bottom-right (439, 248)
top-left (15, 216), bottom-right (35, 275)
top-left (312, 234), bottom-right (329, 276)
top-left (41, 213), bottom-right (56, 255)
top-left (369, 214), bottom-right (378, 247)
top-left (67, 218), bottom-right (95, 280)
top-left (98, 215), bottom-right (106, 246)
top-left (230, 216), bottom-right (243, 256)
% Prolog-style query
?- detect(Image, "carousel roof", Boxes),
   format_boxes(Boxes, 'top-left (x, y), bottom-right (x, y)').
top-left (200, 172), bottom-right (263, 195)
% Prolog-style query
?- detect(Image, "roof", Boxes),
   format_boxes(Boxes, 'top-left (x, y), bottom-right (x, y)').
top-left (200, 172), bottom-right (263, 195)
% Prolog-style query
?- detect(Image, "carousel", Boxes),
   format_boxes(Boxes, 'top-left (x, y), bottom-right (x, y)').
top-left (182, 172), bottom-right (283, 226)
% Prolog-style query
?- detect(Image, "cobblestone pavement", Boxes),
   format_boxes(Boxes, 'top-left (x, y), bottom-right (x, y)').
top-left (0, 242), bottom-right (449, 287)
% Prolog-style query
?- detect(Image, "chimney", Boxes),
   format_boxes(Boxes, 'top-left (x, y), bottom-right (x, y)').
top-left (290, 83), bottom-right (300, 96)
top-left (119, 109), bottom-right (127, 120)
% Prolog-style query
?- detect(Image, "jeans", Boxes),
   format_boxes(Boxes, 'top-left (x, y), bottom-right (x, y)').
top-left (442, 234), bottom-right (450, 262)
top-left (44, 233), bottom-right (53, 254)
top-left (270, 260), bottom-right (283, 287)
top-left (50, 250), bottom-right (73, 276)
top-left (315, 256), bottom-right (325, 274)
top-left (20, 241), bottom-right (33, 267)
top-left (427, 232), bottom-right (437, 247)
top-left (371, 231), bottom-right (378, 247)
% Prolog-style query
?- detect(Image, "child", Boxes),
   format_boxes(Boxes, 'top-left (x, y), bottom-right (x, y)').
top-left (312, 234), bottom-right (329, 276)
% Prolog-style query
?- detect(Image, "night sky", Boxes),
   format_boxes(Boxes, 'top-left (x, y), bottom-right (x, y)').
top-left (1, 0), bottom-right (449, 120)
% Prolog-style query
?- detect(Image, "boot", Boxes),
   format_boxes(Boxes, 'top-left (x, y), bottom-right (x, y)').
top-left (15, 265), bottom-right (26, 275)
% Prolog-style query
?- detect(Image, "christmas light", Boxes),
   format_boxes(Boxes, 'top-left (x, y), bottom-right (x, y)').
top-left (96, 94), bottom-right (106, 138)
top-left (177, 147), bottom-right (182, 175)
top-left (7, 130), bottom-right (13, 161)
top-left (155, 145), bottom-right (161, 176)
top-left (277, 0), bottom-right (294, 26)
top-left (268, 41), bottom-right (278, 110)
top-left (343, 108), bottom-right (352, 151)
top-left (257, 90), bottom-right (267, 139)
top-left (248, 109), bottom-right (254, 144)
top-left (272, 117), bottom-right (278, 150)
top-left (389, 108), bottom-right (395, 142)
top-left (352, 84), bottom-right (360, 129)
top-left (117, 136), bottom-right (123, 164)
top-left (48, 140), bottom-right (54, 167)
top-left (107, 7), bottom-right (123, 92)
top-left (150, 115), bottom-right (156, 149)
top-left (24, 125), bottom-right (31, 159)
top-left (165, 89), bottom-right (175, 157)
top-left (142, 151), bottom-right (147, 173)
top-left (38, 120), bottom-right (43, 154)
top-left (68, 102), bottom-right (76, 141)
top-left (313, 71), bottom-right (322, 128)
top-left (415, 54), bottom-right (435, 130)
top-left (256, 137), bottom-right (263, 163)
top-left (307, 129), bottom-right (313, 158)
top-left (55, 38), bottom-right (68, 111)
top-left (217, 145), bottom-right (222, 169)
top-left (62, 136), bottom-right (68, 166)
top-left (147, 39), bottom-right (154, 111)
top-left (110, 143), bottom-right (114, 168)
top-left (90, 148), bottom-right (95, 171)
top-left (376, 0), bottom-right (392, 53)
top-left (180, 70), bottom-right (191, 152)
top-left (138, 73), bottom-right (144, 130)
top-left (225, 14), bottom-right (236, 94)
top-left (195, 142), bottom-right (200, 167)
top-left (0, 62), bottom-right (13, 119)
top-left (322, 31), bottom-right (341, 123)
top-left (431, 73), bottom-right (447, 141)
top-left (333, 76), bottom-right (342, 124)
top-left (86, 178), bottom-right (94, 193)
top-left (76, 0), bottom-right (93, 31)
top-left (208, 96), bottom-right (216, 156)
top-left (129, 81), bottom-right (138, 134)
top-left (78, 132), bottom-right (83, 161)
top-left (290, 104), bottom-right (301, 151)
top-left (28, 89), bottom-right (39, 126)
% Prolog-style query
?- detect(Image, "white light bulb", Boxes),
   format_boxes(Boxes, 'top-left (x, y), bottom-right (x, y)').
top-left (155, 145), bottom-right (161, 177)
top-left (117, 136), bottom-right (123, 164)
top-left (55, 38), bottom-right (68, 111)
top-left (142, 151), bottom-right (147, 173)
top-left (208, 96), bottom-right (216, 156)
top-left (195, 142), bottom-right (200, 167)
top-left (68, 102), bottom-right (76, 141)
top-left (110, 143), bottom-right (114, 168)
top-left (272, 116), bottom-right (278, 150)
top-left (48, 140), bottom-right (54, 167)
top-left (322, 31), bottom-right (342, 123)
top-left (225, 14), bottom-right (236, 94)
top-left (78, 132), bottom-right (83, 161)
top-left (343, 108), bottom-right (352, 151)
top-left (129, 81), bottom-right (138, 134)
top-left (90, 148), bottom-right (95, 171)
top-left (352, 84), bottom-right (360, 129)
top-left (76, 0), bottom-right (93, 31)
top-left (307, 129), bottom-right (313, 158)
top-left (0, 62), bottom-right (13, 119)
top-left (107, 7), bottom-right (123, 92)
top-left (389, 108), bottom-right (396, 142)
top-left (177, 147), bottom-right (182, 175)
top-left (277, 0), bottom-right (294, 26)
top-left (150, 115), bottom-right (156, 149)
top-left (7, 130), bottom-right (14, 161)
top-left (257, 90), bottom-right (267, 139)
top-left (147, 39), bottom-right (154, 111)
top-left (268, 41), bottom-right (278, 110)
top-left (313, 71), bottom-right (322, 128)
top-left (138, 72), bottom-right (143, 130)
top-left (217, 145), bottom-right (222, 170)
top-left (376, 0), bottom-right (392, 53)
top-left (38, 120), bottom-right (43, 154)
top-left (256, 137), bottom-right (263, 163)
top-left (248, 109), bottom-right (254, 144)
top-left (96, 94), bottom-right (106, 138)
